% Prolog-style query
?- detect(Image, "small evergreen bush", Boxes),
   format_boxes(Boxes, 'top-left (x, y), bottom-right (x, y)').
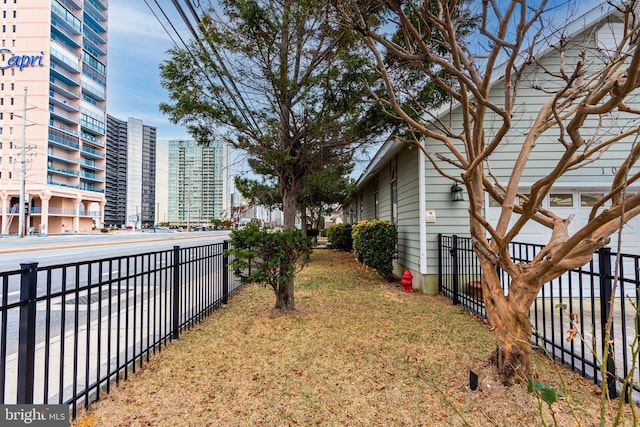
top-left (326, 223), bottom-right (353, 251)
top-left (227, 224), bottom-right (311, 308)
top-left (352, 220), bottom-right (397, 281)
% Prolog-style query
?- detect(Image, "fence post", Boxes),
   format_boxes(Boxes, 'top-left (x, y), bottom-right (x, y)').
top-left (451, 235), bottom-right (459, 305)
top-left (172, 245), bottom-right (180, 340)
top-left (222, 241), bottom-right (229, 304)
top-left (437, 234), bottom-right (443, 294)
top-left (598, 246), bottom-right (618, 399)
top-left (17, 262), bottom-right (38, 404)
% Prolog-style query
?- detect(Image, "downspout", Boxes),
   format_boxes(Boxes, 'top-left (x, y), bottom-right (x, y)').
top-left (418, 149), bottom-right (427, 276)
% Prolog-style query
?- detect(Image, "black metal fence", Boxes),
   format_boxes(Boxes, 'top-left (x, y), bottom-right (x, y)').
top-left (0, 241), bottom-right (239, 419)
top-left (439, 234), bottom-right (640, 400)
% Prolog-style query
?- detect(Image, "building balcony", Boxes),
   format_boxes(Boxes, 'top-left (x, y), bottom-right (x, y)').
top-left (48, 165), bottom-right (79, 177)
top-left (80, 184), bottom-right (104, 193)
top-left (83, 35), bottom-right (106, 57)
top-left (50, 77), bottom-right (81, 100)
top-left (49, 92), bottom-right (80, 113)
top-left (49, 122), bottom-right (79, 138)
top-left (81, 82), bottom-right (105, 101)
top-left (50, 108), bottom-right (78, 126)
top-left (80, 170), bottom-right (104, 182)
top-left (80, 120), bottom-right (105, 136)
top-left (48, 148), bottom-right (80, 164)
top-left (84, 0), bottom-right (107, 23)
top-left (80, 158), bottom-right (104, 170)
top-left (80, 145), bottom-right (105, 159)
top-left (51, 0), bottom-right (82, 34)
top-left (49, 131), bottom-right (80, 151)
top-left (57, 0), bottom-right (81, 11)
top-left (81, 132), bottom-right (104, 148)
top-left (51, 19), bottom-right (82, 49)
top-left (83, 12), bottom-right (106, 34)
top-left (50, 45), bottom-right (81, 73)
top-left (47, 176), bottom-right (79, 190)
top-left (82, 23), bottom-right (106, 46)
top-left (89, 0), bottom-right (106, 10)
top-left (50, 64), bottom-right (80, 87)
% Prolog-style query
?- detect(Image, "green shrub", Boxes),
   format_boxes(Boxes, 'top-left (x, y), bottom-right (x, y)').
top-left (227, 224), bottom-right (311, 309)
top-left (326, 223), bottom-right (353, 251)
top-left (306, 228), bottom-right (320, 238)
top-left (352, 220), bottom-right (397, 281)
top-left (100, 228), bottom-right (109, 233)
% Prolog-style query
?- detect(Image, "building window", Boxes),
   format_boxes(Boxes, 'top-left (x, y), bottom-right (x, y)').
top-left (12, 25), bottom-right (15, 32)
top-left (550, 193), bottom-right (574, 207)
top-left (390, 157), bottom-right (398, 223)
top-left (581, 193), bottom-right (604, 207)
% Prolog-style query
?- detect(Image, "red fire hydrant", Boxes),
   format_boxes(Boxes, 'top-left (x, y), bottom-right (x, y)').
top-left (401, 269), bottom-right (413, 293)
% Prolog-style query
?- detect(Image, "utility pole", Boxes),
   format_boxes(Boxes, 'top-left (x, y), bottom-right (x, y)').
top-left (18, 87), bottom-right (27, 238)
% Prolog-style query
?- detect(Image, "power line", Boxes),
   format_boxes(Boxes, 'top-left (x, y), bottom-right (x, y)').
top-left (143, 0), bottom-right (264, 138)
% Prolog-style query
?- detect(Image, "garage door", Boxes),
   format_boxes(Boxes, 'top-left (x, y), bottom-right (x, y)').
top-left (485, 190), bottom-right (640, 255)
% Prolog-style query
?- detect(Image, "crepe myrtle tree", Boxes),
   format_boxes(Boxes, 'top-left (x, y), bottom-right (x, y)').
top-left (336, 0), bottom-right (640, 385)
top-left (160, 0), bottom-right (377, 310)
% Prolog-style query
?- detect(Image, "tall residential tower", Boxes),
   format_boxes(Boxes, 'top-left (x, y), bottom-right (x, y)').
top-left (0, 0), bottom-right (108, 235)
top-left (156, 139), bottom-right (229, 228)
top-left (105, 115), bottom-right (156, 229)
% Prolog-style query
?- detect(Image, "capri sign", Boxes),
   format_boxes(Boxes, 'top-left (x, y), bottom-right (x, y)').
top-left (0, 48), bottom-right (45, 71)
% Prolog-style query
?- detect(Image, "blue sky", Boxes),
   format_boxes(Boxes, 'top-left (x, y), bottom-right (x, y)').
top-left (104, 0), bottom-right (607, 175)
top-left (107, 0), bottom-right (187, 141)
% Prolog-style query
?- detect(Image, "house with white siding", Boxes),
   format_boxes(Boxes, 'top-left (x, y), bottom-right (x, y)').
top-left (345, 3), bottom-right (640, 294)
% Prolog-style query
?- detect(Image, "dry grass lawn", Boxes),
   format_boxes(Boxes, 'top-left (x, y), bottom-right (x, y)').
top-left (73, 249), bottom-right (638, 426)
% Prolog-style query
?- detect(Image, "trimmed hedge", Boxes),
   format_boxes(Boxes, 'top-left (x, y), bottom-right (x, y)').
top-left (326, 223), bottom-right (353, 251)
top-left (352, 220), bottom-right (397, 281)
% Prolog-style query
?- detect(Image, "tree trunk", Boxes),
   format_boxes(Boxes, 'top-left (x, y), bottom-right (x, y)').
top-left (276, 176), bottom-right (298, 310)
top-left (480, 259), bottom-right (533, 385)
top-left (275, 279), bottom-right (295, 310)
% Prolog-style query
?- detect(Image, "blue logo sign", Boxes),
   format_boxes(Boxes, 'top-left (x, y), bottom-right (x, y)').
top-left (0, 48), bottom-right (45, 71)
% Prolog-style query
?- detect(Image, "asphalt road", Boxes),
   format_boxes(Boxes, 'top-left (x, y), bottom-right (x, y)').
top-left (0, 230), bottom-right (231, 271)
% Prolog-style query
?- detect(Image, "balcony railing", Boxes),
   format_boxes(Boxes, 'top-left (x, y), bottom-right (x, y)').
top-left (48, 133), bottom-right (80, 151)
top-left (47, 177), bottom-right (79, 190)
top-left (48, 166), bottom-right (79, 177)
top-left (80, 146), bottom-right (105, 159)
top-left (48, 148), bottom-right (80, 164)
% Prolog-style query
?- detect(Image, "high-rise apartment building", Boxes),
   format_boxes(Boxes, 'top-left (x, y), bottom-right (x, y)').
top-left (105, 114), bottom-right (127, 226)
top-left (156, 139), bottom-right (229, 228)
top-left (105, 115), bottom-right (156, 229)
top-left (0, 0), bottom-right (108, 235)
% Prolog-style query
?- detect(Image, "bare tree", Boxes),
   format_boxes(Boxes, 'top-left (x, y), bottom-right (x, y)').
top-left (336, 0), bottom-right (640, 385)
